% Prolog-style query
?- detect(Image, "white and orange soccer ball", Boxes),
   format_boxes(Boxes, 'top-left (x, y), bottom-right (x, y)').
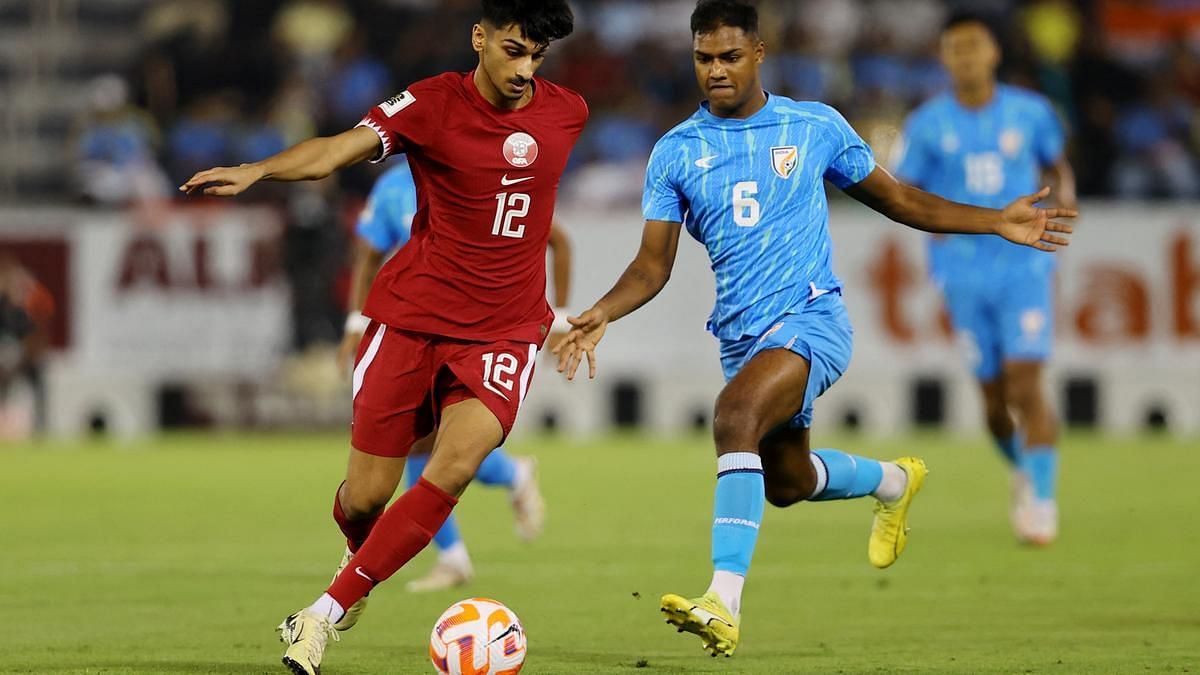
top-left (429, 597), bottom-right (527, 675)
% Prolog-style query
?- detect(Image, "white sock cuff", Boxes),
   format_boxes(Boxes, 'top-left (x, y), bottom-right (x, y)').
top-left (717, 452), bottom-right (762, 474)
top-left (438, 541), bottom-right (471, 566)
top-left (808, 453), bottom-right (828, 498)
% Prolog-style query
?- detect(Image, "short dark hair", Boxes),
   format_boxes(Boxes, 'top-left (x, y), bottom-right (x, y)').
top-left (481, 0), bottom-right (574, 46)
top-left (942, 11), bottom-right (997, 37)
top-left (691, 0), bottom-right (759, 37)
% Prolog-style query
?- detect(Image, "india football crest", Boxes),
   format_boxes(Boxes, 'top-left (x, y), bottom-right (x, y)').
top-left (771, 145), bottom-right (798, 179)
top-left (503, 132), bottom-right (539, 168)
top-left (1000, 128), bottom-right (1024, 158)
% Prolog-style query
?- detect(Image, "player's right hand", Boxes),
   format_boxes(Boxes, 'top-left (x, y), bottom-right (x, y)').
top-left (178, 163), bottom-right (265, 197)
top-left (337, 331), bottom-right (364, 378)
top-left (552, 306), bottom-right (609, 381)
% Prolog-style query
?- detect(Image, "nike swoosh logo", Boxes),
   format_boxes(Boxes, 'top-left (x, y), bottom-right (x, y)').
top-left (354, 566), bottom-right (374, 582)
top-left (501, 174), bottom-right (534, 186)
top-left (695, 155), bottom-right (718, 169)
top-left (691, 606), bottom-right (734, 627)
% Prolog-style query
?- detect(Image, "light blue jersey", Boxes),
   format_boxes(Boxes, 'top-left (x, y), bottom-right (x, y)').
top-left (356, 161), bottom-right (418, 254)
top-left (893, 84), bottom-right (1064, 280)
top-left (644, 94), bottom-right (874, 427)
top-left (895, 84), bottom-right (1064, 380)
top-left (643, 94), bottom-right (875, 341)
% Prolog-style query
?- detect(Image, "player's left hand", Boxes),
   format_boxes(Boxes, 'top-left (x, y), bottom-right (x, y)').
top-left (552, 307), bottom-right (609, 381)
top-left (997, 187), bottom-right (1077, 252)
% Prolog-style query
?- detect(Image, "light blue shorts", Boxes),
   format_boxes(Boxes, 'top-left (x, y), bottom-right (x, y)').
top-left (941, 268), bottom-right (1054, 381)
top-left (718, 292), bottom-right (854, 429)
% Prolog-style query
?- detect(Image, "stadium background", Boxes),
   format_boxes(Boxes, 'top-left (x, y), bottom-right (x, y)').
top-left (1, 1), bottom-right (1199, 673)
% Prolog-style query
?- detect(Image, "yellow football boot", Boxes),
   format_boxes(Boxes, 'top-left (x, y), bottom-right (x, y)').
top-left (868, 456), bottom-right (928, 569)
top-left (660, 591), bottom-right (739, 657)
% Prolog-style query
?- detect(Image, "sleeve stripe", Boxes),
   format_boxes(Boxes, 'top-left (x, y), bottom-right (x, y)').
top-left (356, 118), bottom-right (393, 163)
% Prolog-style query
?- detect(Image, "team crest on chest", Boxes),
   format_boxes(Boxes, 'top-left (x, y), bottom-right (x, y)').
top-left (503, 132), bottom-right (539, 168)
top-left (1000, 128), bottom-right (1024, 158)
top-left (770, 146), bottom-right (798, 179)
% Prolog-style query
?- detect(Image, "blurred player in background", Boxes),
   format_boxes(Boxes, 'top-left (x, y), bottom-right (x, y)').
top-left (180, 1), bottom-right (585, 672)
top-left (893, 13), bottom-right (1076, 546)
top-left (0, 253), bottom-right (54, 438)
top-left (339, 158), bottom-right (577, 591)
top-left (555, 0), bottom-right (1074, 658)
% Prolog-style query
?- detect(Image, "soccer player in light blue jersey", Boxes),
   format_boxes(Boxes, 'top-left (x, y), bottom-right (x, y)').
top-left (893, 13), bottom-right (1077, 546)
top-left (554, 0), bottom-right (1075, 658)
top-left (338, 160), bottom-right (573, 593)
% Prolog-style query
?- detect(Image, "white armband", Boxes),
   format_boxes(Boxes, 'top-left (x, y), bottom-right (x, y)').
top-left (344, 312), bottom-right (371, 334)
top-left (552, 308), bottom-right (573, 333)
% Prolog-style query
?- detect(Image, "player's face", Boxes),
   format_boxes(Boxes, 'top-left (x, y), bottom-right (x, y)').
top-left (473, 22), bottom-right (548, 103)
top-left (693, 26), bottom-right (765, 115)
top-left (941, 23), bottom-right (999, 90)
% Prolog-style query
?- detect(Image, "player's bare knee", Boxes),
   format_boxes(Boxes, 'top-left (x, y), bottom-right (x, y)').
top-left (339, 485), bottom-right (389, 520)
top-left (422, 455), bottom-right (477, 496)
top-left (713, 400), bottom-right (769, 451)
top-left (1004, 380), bottom-right (1043, 419)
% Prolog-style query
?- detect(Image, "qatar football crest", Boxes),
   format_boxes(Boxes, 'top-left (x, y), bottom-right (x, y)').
top-left (771, 145), bottom-right (798, 179)
top-left (503, 132), bottom-right (539, 168)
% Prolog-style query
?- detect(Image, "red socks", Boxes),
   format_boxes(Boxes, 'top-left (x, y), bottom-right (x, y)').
top-left (327, 477), bottom-right (457, 610)
top-left (332, 482), bottom-right (379, 553)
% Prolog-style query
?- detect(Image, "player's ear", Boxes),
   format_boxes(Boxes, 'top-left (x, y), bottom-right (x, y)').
top-left (754, 40), bottom-right (765, 65)
top-left (471, 23), bottom-right (486, 54)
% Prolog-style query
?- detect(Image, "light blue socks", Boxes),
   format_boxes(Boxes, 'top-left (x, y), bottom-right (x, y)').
top-left (475, 447), bottom-right (517, 487)
top-left (711, 452), bottom-right (765, 576)
top-left (808, 448), bottom-right (884, 500)
top-left (1021, 445), bottom-right (1058, 500)
top-left (995, 434), bottom-right (1022, 467)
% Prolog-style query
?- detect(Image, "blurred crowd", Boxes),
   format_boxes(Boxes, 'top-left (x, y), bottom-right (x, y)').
top-left (61, 0), bottom-right (1200, 351)
top-left (73, 0), bottom-right (1200, 208)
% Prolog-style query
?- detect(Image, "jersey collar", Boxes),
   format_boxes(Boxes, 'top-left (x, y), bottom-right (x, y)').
top-left (463, 69), bottom-right (542, 116)
top-left (698, 91), bottom-right (773, 125)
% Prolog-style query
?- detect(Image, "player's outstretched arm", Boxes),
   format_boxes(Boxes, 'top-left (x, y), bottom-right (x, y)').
top-left (553, 219), bottom-right (682, 380)
top-left (1043, 156), bottom-right (1078, 211)
top-left (337, 237), bottom-right (388, 373)
top-left (547, 222), bottom-right (573, 310)
top-left (843, 166), bottom-right (1077, 252)
top-left (546, 221), bottom-right (575, 347)
top-left (178, 126), bottom-right (382, 197)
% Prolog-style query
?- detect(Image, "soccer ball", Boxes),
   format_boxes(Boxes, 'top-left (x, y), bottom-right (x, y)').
top-left (429, 597), bottom-right (527, 674)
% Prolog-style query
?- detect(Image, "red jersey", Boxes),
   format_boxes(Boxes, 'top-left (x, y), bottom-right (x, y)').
top-left (357, 71), bottom-right (588, 345)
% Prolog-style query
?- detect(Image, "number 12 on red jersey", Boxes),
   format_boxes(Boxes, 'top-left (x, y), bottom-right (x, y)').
top-left (492, 192), bottom-right (530, 239)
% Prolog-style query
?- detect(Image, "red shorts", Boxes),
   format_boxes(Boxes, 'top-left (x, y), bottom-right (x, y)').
top-left (351, 322), bottom-right (540, 458)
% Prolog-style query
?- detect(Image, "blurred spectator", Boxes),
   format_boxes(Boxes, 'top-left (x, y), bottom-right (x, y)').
top-left (1112, 74), bottom-right (1200, 198)
top-left (273, 0), bottom-right (355, 76)
top-left (284, 180), bottom-right (346, 349)
top-left (165, 92), bottom-right (238, 187)
top-left (323, 29), bottom-right (392, 130)
top-left (137, 0), bottom-right (232, 121)
top-left (0, 254), bottom-right (54, 438)
top-left (73, 75), bottom-right (171, 206)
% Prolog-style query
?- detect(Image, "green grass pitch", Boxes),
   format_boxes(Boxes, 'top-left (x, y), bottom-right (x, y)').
top-left (2, 431), bottom-right (1198, 674)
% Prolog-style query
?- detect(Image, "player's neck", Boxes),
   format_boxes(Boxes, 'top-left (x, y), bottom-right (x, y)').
top-left (954, 80), bottom-right (996, 109)
top-left (709, 89), bottom-right (768, 120)
top-left (472, 67), bottom-right (534, 111)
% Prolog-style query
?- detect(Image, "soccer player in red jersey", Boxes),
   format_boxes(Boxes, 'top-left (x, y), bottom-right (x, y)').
top-left (179, 2), bottom-right (584, 672)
